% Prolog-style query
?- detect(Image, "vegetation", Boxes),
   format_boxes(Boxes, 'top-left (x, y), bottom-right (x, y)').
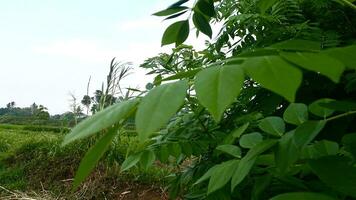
top-left (0, 124), bottom-right (168, 199)
top-left (1, 0), bottom-right (356, 199)
top-left (62, 0), bottom-right (356, 199)
top-left (0, 102), bottom-right (83, 127)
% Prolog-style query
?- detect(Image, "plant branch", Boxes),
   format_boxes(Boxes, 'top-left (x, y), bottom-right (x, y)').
top-left (325, 110), bottom-right (356, 122)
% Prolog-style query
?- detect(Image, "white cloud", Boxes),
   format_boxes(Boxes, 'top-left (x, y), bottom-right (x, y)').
top-left (32, 38), bottom-right (171, 65)
top-left (117, 17), bottom-right (163, 32)
top-left (32, 39), bottom-right (119, 63)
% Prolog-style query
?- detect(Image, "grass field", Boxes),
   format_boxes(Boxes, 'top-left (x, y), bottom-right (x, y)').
top-left (0, 124), bottom-right (169, 200)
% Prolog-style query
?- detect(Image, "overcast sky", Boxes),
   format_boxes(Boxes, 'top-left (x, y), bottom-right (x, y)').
top-left (0, 1), bottom-right (211, 114)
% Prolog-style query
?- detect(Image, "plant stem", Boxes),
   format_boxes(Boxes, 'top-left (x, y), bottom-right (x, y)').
top-left (325, 110), bottom-right (356, 122)
top-left (339, 0), bottom-right (356, 10)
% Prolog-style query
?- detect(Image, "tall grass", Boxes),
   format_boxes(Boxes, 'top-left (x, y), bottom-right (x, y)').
top-left (0, 124), bottom-right (169, 199)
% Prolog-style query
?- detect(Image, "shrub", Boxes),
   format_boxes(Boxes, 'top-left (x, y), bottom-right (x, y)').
top-left (62, 0), bottom-right (356, 199)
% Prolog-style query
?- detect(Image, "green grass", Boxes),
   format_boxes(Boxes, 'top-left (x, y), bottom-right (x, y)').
top-left (0, 124), bottom-right (169, 199)
top-left (0, 125), bottom-right (64, 191)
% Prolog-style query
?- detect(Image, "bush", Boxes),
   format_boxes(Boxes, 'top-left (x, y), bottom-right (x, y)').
top-left (63, 0), bottom-right (356, 199)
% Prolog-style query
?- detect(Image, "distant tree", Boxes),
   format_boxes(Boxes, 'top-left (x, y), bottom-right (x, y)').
top-left (6, 101), bottom-right (15, 109)
top-left (81, 95), bottom-right (91, 115)
top-left (30, 103), bottom-right (38, 115)
top-left (35, 105), bottom-right (50, 120)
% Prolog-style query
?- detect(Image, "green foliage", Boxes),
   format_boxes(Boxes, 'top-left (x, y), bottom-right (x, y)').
top-left (270, 192), bottom-right (336, 200)
top-left (280, 52), bottom-right (345, 83)
top-left (195, 65), bottom-right (244, 122)
top-left (0, 125), bottom-right (167, 199)
top-left (342, 133), bottom-right (356, 157)
top-left (22, 125), bottom-right (70, 133)
top-left (283, 103), bottom-right (308, 125)
top-left (192, 12), bottom-right (212, 38)
top-left (293, 121), bottom-right (326, 147)
top-left (242, 56), bottom-right (302, 102)
top-left (309, 156), bottom-right (356, 197)
top-left (208, 160), bottom-right (239, 194)
top-left (324, 45), bottom-right (356, 69)
top-left (257, 0), bottom-right (279, 14)
top-left (258, 116), bottom-right (285, 136)
top-left (62, 99), bottom-right (138, 145)
top-left (161, 20), bottom-right (190, 46)
top-left (136, 80), bottom-right (188, 140)
top-left (153, 6), bottom-right (188, 16)
top-left (72, 126), bottom-right (119, 190)
top-left (308, 99), bottom-right (335, 118)
top-left (216, 144), bottom-right (241, 158)
top-left (120, 153), bottom-right (142, 172)
top-left (67, 0), bottom-right (356, 199)
top-left (232, 140), bottom-right (278, 190)
top-left (274, 131), bottom-right (298, 174)
top-left (239, 132), bottom-right (263, 148)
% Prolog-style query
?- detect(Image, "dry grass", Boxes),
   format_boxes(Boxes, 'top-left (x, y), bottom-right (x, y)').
top-left (0, 185), bottom-right (59, 200)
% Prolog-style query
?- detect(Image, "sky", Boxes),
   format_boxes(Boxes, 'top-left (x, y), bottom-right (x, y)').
top-left (0, 0), bottom-right (211, 114)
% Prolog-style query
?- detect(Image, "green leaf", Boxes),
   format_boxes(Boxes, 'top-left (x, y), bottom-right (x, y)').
top-left (208, 160), bottom-right (239, 194)
top-left (319, 100), bottom-right (356, 112)
top-left (309, 99), bottom-right (335, 118)
top-left (194, 165), bottom-right (220, 185)
top-left (222, 123), bottom-right (250, 144)
top-left (239, 132), bottom-right (263, 149)
top-left (193, 12), bottom-right (212, 38)
top-left (242, 56), bottom-right (302, 102)
top-left (136, 80), bottom-right (188, 141)
top-left (301, 140), bottom-right (339, 159)
top-left (158, 145), bottom-right (169, 163)
top-left (62, 99), bottom-right (138, 146)
top-left (244, 139), bottom-right (278, 161)
top-left (168, 0), bottom-right (189, 9)
top-left (140, 150), bottom-right (156, 170)
top-left (72, 126), bottom-right (118, 190)
top-left (161, 20), bottom-right (190, 46)
top-left (231, 139), bottom-right (277, 191)
top-left (181, 142), bottom-right (193, 156)
top-left (342, 133), bottom-right (356, 157)
top-left (258, 116), bottom-right (285, 136)
top-left (232, 123), bottom-right (250, 138)
top-left (153, 6), bottom-right (188, 16)
top-left (293, 121), bottom-right (326, 147)
top-left (252, 174), bottom-right (272, 200)
top-left (283, 103), bottom-right (308, 125)
top-left (231, 157), bottom-right (256, 191)
top-left (163, 11), bottom-right (188, 20)
top-left (270, 39), bottom-right (321, 51)
top-left (162, 68), bottom-right (202, 81)
top-left (323, 45), bottom-right (356, 69)
top-left (274, 131), bottom-right (299, 174)
top-left (169, 143), bottom-right (182, 158)
top-left (216, 144), bottom-right (241, 158)
top-left (280, 52), bottom-right (345, 83)
top-left (195, 0), bottom-right (215, 17)
top-left (309, 156), bottom-right (356, 197)
top-left (195, 65), bottom-right (244, 122)
top-left (121, 153), bottom-right (142, 172)
top-left (270, 192), bottom-right (336, 200)
top-left (238, 48), bottom-right (279, 57)
top-left (257, 0), bottom-right (279, 13)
